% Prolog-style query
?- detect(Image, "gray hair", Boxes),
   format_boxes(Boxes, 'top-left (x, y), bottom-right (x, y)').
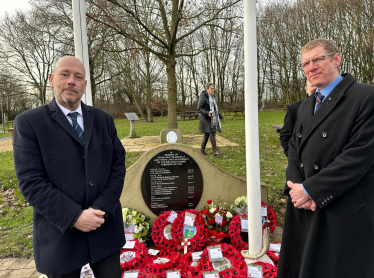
top-left (205, 82), bottom-right (214, 90)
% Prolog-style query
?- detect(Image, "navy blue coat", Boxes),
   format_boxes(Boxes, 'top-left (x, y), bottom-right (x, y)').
top-left (13, 99), bottom-right (126, 275)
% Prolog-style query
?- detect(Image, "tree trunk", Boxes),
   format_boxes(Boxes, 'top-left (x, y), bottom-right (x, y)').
top-left (145, 53), bottom-right (153, 122)
top-left (166, 55), bottom-right (178, 129)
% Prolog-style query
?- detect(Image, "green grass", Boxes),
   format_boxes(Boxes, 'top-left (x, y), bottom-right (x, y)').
top-left (0, 110), bottom-right (288, 258)
top-left (0, 132), bottom-right (11, 138)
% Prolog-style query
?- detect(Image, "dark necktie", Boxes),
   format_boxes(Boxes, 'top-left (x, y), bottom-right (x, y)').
top-left (68, 112), bottom-right (85, 144)
top-left (315, 92), bottom-right (324, 113)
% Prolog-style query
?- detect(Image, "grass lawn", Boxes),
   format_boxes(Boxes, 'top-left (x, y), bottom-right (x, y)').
top-left (0, 110), bottom-right (287, 258)
top-left (0, 132), bottom-right (11, 138)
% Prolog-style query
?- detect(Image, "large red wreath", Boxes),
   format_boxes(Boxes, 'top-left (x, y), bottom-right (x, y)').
top-left (120, 240), bottom-right (149, 272)
top-left (197, 243), bottom-right (247, 277)
top-left (171, 209), bottom-right (208, 252)
top-left (143, 249), bottom-right (180, 277)
top-left (253, 261), bottom-right (278, 278)
top-left (152, 211), bottom-right (177, 251)
top-left (177, 252), bottom-right (202, 275)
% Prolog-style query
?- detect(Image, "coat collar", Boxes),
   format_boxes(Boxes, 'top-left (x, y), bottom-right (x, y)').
top-left (48, 99), bottom-right (94, 148)
top-left (299, 73), bottom-right (355, 151)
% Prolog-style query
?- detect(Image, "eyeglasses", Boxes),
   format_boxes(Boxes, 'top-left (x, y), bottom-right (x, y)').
top-left (301, 53), bottom-right (335, 69)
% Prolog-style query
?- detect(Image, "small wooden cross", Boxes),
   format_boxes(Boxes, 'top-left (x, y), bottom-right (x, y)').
top-left (181, 238), bottom-right (191, 254)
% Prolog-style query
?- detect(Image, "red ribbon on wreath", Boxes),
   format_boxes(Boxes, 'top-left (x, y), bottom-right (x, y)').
top-left (152, 211), bottom-right (177, 251)
top-left (171, 209), bottom-right (208, 252)
top-left (120, 240), bottom-right (149, 273)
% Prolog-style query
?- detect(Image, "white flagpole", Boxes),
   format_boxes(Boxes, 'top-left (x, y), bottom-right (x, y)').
top-left (72, 0), bottom-right (93, 106)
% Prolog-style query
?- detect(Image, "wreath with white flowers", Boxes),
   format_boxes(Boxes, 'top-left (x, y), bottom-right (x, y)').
top-left (151, 211), bottom-right (177, 251)
top-left (171, 209), bottom-right (208, 252)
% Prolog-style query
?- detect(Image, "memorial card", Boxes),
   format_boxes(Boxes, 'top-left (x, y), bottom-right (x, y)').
top-left (123, 270), bottom-right (139, 278)
top-left (247, 265), bottom-right (263, 277)
top-left (202, 271), bottom-right (219, 278)
top-left (123, 241), bottom-right (136, 249)
top-left (240, 217), bottom-right (248, 232)
top-left (125, 233), bottom-right (134, 241)
top-left (215, 214), bottom-right (223, 225)
top-left (207, 245), bottom-right (223, 262)
top-left (184, 212), bottom-right (196, 226)
top-left (212, 257), bottom-right (231, 272)
top-left (148, 249), bottom-right (160, 256)
top-left (191, 251), bottom-right (203, 261)
top-left (261, 207), bottom-right (267, 217)
top-left (167, 211), bottom-right (178, 223)
top-left (269, 243), bottom-right (281, 253)
top-left (120, 251), bottom-right (136, 263)
top-left (166, 270), bottom-right (181, 278)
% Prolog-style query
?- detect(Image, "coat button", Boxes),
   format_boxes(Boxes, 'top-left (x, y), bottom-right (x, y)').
top-left (322, 132), bottom-right (327, 138)
top-left (322, 201), bottom-right (325, 205)
top-left (314, 165), bottom-right (319, 170)
top-left (327, 197), bottom-right (330, 201)
top-left (324, 199), bottom-right (327, 203)
top-left (329, 195), bottom-right (333, 199)
top-left (89, 181), bottom-right (94, 187)
top-left (297, 133), bottom-right (302, 138)
top-left (300, 163), bottom-right (304, 168)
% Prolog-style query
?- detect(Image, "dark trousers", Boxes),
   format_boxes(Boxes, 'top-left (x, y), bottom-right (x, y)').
top-left (204, 132), bottom-right (216, 139)
top-left (47, 250), bottom-right (121, 278)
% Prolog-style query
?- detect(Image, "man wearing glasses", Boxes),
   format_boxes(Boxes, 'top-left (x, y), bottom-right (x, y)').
top-left (278, 39), bottom-right (374, 278)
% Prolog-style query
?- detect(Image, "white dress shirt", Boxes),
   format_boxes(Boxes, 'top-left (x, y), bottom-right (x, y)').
top-left (56, 102), bottom-right (84, 131)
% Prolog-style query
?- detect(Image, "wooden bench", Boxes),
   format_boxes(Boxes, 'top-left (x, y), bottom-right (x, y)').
top-left (177, 111), bottom-right (199, 121)
top-left (271, 124), bottom-right (283, 133)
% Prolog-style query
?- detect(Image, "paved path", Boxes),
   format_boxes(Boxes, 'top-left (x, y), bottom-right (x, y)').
top-left (0, 135), bottom-right (238, 153)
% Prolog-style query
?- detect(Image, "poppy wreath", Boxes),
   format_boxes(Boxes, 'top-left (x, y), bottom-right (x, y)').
top-left (265, 250), bottom-right (279, 266)
top-left (144, 249), bottom-right (180, 277)
top-left (177, 252), bottom-right (201, 275)
top-left (171, 209), bottom-right (208, 252)
top-left (120, 240), bottom-right (149, 272)
top-left (197, 243), bottom-right (247, 277)
top-left (261, 201), bottom-right (277, 233)
top-left (135, 269), bottom-right (193, 278)
top-left (218, 268), bottom-right (247, 278)
top-left (133, 269), bottom-right (157, 278)
top-left (227, 214), bottom-right (248, 251)
top-left (152, 211), bottom-right (177, 251)
top-left (253, 262), bottom-right (278, 278)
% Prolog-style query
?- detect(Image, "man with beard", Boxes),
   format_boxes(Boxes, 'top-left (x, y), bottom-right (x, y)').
top-left (13, 56), bottom-right (126, 277)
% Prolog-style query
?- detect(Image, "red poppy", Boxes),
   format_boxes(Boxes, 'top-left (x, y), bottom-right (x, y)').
top-left (201, 209), bottom-right (209, 214)
top-left (207, 200), bottom-right (212, 204)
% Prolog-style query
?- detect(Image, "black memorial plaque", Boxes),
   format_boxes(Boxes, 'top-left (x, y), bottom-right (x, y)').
top-left (141, 149), bottom-right (203, 216)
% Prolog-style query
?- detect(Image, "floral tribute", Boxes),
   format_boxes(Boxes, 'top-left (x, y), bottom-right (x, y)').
top-left (120, 240), bottom-right (149, 273)
top-left (261, 201), bottom-right (277, 233)
top-left (143, 249), bottom-right (180, 277)
top-left (200, 198), bottom-right (233, 245)
top-left (230, 196), bottom-right (248, 215)
top-left (152, 211), bottom-right (177, 251)
top-left (177, 252), bottom-right (202, 275)
top-left (122, 207), bottom-right (151, 242)
top-left (171, 209), bottom-right (208, 252)
top-left (197, 243), bottom-right (247, 277)
top-left (253, 262), bottom-right (278, 278)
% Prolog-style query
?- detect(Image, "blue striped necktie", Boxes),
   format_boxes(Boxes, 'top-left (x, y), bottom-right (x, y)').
top-left (315, 92), bottom-right (324, 113)
top-left (68, 112), bottom-right (85, 144)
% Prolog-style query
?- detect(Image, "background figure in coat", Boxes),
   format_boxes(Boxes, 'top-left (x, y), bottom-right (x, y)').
top-left (277, 39), bottom-right (374, 278)
top-left (279, 80), bottom-right (316, 156)
top-left (13, 56), bottom-right (126, 278)
top-left (198, 82), bottom-right (225, 156)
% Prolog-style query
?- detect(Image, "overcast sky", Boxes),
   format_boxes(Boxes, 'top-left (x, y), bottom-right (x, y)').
top-left (1, 0), bottom-right (31, 17)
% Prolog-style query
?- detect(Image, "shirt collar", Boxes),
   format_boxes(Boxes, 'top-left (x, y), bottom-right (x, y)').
top-left (56, 102), bottom-right (83, 117)
top-left (315, 74), bottom-right (343, 98)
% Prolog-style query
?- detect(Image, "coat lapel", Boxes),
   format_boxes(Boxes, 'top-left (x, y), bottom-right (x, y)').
top-left (81, 102), bottom-right (94, 148)
top-left (299, 74), bottom-right (355, 152)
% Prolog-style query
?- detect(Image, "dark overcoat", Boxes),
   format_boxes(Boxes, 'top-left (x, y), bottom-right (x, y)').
top-left (279, 100), bottom-right (303, 156)
top-left (197, 90), bottom-right (223, 134)
top-left (277, 73), bottom-right (374, 278)
top-left (13, 99), bottom-right (126, 275)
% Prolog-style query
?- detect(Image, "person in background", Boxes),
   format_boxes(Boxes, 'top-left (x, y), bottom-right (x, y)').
top-left (198, 82), bottom-right (225, 156)
top-left (277, 38), bottom-right (374, 278)
top-left (279, 80), bottom-right (316, 156)
top-left (13, 56), bottom-right (126, 278)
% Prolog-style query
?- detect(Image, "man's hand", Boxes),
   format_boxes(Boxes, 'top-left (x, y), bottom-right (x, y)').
top-left (288, 181), bottom-right (310, 208)
top-left (74, 208), bottom-right (105, 232)
top-left (300, 199), bottom-right (317, 211)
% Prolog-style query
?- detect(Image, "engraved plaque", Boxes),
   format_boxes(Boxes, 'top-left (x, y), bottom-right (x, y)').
top-left (141, 150), bottom-right (203, 215)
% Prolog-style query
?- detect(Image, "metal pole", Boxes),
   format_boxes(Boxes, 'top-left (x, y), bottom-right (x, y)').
top-left (244, 0), bottom-right (262, 255)
top-left (72, 0), bottom-right (93, 106)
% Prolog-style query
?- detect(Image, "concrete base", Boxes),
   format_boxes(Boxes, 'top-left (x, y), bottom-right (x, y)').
top-left (244, 254), bottom-right (274, 265)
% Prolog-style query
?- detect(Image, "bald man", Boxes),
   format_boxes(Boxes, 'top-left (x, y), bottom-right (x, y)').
top-left (13, 56), bottom-right (126, 277)
top-left (279, 80), bottom-right (316, 156)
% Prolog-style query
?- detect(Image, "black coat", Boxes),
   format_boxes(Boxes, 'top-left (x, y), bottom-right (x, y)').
top-left (279, 100), bottom-right (304, 156)
top-left (13, 99), bottom-right (126, 275)
top-left (277, 74), bottom-right (374, 278)
top-left (197, 90), bottom-right (223, 134)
